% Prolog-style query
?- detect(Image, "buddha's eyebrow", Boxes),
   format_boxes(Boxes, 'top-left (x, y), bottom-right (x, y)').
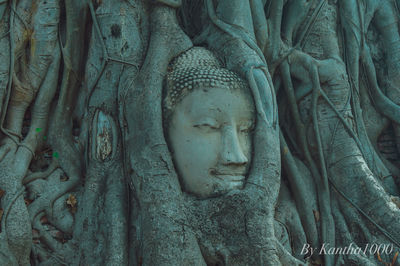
top-left (208, 107), bottom-right (222, 113)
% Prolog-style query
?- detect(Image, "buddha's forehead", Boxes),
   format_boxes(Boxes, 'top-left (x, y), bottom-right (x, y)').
top-left (177, 86), bottom-right (255, 120)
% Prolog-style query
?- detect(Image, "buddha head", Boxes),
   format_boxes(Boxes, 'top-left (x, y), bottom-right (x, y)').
top-left (163, 47), bottom-right (255, 198)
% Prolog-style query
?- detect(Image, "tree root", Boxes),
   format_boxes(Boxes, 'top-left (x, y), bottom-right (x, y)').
top-left (23, 159), bottom-right (59, 185)
top-left (280, 58), bottom-right (336, 265)
top-left (32, 212), bottom-right (71, 265)
top-left (280, 131), bottom-right (320, 259)
top-left (28, 172), bottom-right (80, 223)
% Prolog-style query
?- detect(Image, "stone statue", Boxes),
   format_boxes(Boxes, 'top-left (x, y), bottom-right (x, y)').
top-left (163, 47), bottom-right (255, 198)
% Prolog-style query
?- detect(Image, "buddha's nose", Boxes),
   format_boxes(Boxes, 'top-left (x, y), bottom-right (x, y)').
top-left (220, 126), bottom-right (248, 165)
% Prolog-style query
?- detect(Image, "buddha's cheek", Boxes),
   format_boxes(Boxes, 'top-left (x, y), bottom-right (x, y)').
top-left (174, 133), bottom-right (221, 196)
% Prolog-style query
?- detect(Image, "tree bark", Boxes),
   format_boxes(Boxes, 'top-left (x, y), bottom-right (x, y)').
top-left (0, 0), bottom-right (398, 265)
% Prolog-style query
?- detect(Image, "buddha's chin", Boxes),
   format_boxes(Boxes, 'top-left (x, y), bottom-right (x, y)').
top-left (223, 179), bottom-right (245, 190)
top-left (184, 176), bottom-right (246, 198)
top-left (208, 177), bottom-right (245, 197)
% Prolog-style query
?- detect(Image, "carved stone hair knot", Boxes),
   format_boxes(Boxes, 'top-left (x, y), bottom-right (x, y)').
top-left (163, 47), bottom-right (248, 121)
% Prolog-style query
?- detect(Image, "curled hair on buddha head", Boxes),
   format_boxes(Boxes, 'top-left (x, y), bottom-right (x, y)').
top-left (163, 46), bottom-right (249, 123)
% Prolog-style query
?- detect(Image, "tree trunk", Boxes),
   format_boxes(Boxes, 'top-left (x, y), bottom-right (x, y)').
top-left (0, 0), bottom-right (398, 265)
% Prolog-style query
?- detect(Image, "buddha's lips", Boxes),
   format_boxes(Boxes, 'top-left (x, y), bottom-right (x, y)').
top-left (213, 173), bottom-right (246, 182)
top-left (209, 168), bottom-right (246, 181)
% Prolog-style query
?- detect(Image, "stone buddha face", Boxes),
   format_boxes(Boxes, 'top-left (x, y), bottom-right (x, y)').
top-left (167, 86), bottom-right (254, 198)
top-left (164, 47), bottom-right (255, 198)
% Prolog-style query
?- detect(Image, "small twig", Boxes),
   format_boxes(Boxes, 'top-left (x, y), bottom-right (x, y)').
top-left (86, 0), bottom-right (107, 107)
top-left (298, 0), bottom-right (327, 49)
top-left (18, 142), bottom-right (35, 157)
top-left (0, 30), bottom-right (9, 40)
top-left (319, 88), bottom-right (365, 155)
top-left (86, 1), bottom-right (139, 111)
top-left (108, 57), bottom-right (139, 68)
top-left (9, 4), bottom-right (28, 30)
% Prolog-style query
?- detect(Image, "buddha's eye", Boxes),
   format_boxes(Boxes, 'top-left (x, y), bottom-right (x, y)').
top-left (193, 123), bottom-right (220, 130)
top-left (193, 118), bottom-right (220, 131)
